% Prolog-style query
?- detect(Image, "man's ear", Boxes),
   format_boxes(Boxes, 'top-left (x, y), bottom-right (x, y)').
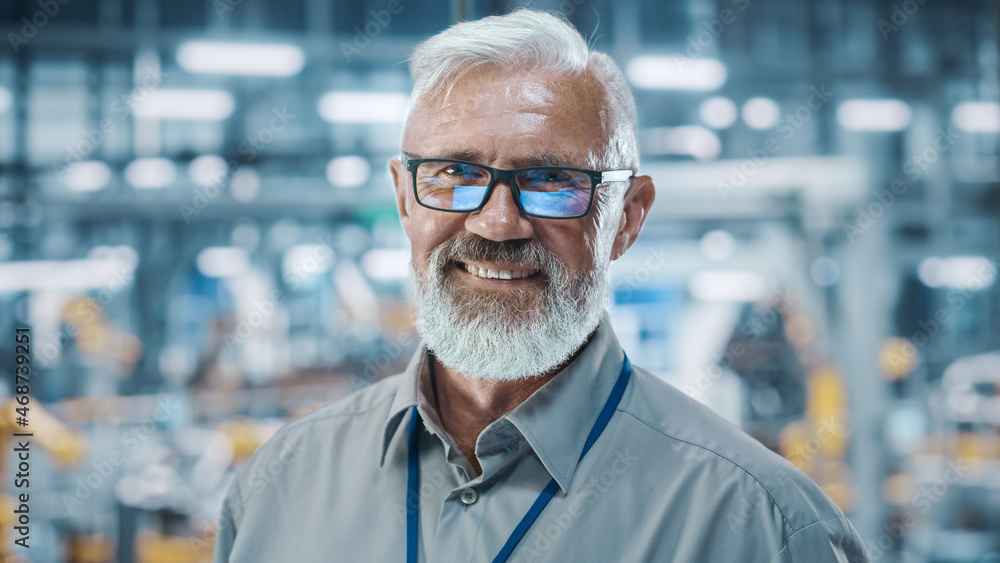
top-left (389, 158), bottom-right (413, 238)
top-left (610, 175), bottom-right (655, 261)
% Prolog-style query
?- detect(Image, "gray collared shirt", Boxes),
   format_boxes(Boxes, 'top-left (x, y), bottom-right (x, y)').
top-left (213, 315), bottom-right (870, 562)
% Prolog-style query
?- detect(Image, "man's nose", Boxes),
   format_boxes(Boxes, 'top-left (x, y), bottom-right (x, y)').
top-left (464, 179), bottom-right (534, 242)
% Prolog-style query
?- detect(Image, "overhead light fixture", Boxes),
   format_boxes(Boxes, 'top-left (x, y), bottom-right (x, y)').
top-left (282, 243), bottom-right (334, 284)
top-left (0, 257), bottom-right (137, 291)
top-left (63, 161), bottom-right (112, 192)
top-left (952, 101), bottom-right (1000, 133)
top-left (318, 92), bottom-right (409, 123)
top-left (325, 156), bottom-right (371, 188)
top-left (361, 248), bottom-right (410, 280)
top-left (688, 271), bottom-right (767, 302)
top-left (918, 256), bottom-right (996, 289)
top-left (699, 97), bottom-right (738, 129)
top-left (641, 126), bottom-right (721, 161)
top-left (836, 99), bottom-right (912, 132)
top-left (189, 155), bottom-right (228, 187)
top-left (196, 246), bottom-right (250, 278)
top-left (626, 57), bottom-right (727, 91)
top-left (133, 89), bottom-right (235, 120)
top-left (699, 230), bottom-right (736, 261)
top-left (230, 168), bottom-right (261, 202)
top-left (177, 41), bottom-right (305, 76)
top-left (0, 86), bottom-right (11, 114)
top-left (125, 158), bottom-right (176, 189)
top-left (741, 97), bottom-right (781, 130)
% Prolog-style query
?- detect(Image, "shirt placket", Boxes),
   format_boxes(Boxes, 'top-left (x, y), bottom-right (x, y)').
top-left (424, 422), bottom-right (530, 562)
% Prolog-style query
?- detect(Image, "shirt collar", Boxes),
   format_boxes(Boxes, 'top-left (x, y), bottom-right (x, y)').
top-left (379, 313), bottom-right (626, 493)
top-left (380, 344), bottom-right (431, 467)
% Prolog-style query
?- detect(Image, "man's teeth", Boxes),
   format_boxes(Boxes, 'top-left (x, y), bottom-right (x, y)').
top-left (462, 262), bottom-right (539, 280)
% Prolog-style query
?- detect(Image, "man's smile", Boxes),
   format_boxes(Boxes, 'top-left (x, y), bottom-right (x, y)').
top-left (453, 260), bottom-right (542, 281)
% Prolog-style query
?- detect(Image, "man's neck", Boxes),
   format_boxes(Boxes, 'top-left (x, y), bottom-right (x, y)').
top-left (427, 331), bottom-right (595, 477)
top-left (430, 360), bottom-right (556, 477)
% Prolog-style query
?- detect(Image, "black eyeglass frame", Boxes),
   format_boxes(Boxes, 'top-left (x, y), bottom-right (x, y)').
top-left (402, 156), bottom-right (634, 220)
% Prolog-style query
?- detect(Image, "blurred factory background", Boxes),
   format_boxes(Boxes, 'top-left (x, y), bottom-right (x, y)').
top-left (0, 0), bottom-right (997, 561)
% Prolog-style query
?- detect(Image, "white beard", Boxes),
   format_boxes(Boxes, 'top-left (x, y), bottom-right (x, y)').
top-left (410, 233), bottom-right (611, 382)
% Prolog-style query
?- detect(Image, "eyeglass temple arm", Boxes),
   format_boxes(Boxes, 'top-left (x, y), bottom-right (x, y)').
top-left (600, 170), bottom-right (634, 183)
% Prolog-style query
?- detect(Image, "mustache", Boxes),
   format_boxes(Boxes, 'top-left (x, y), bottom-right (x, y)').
top-left (437, 234), bottom-right (552, 272)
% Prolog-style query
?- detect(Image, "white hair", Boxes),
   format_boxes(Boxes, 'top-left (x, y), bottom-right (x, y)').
top-left (406, 9), bottom-right (639, 173)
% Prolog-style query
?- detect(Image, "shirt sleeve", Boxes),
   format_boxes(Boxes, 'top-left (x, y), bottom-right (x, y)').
top-left (211, 478), bottom-right (243, 563)
top-left (768, 516), bottom-right (871, 563)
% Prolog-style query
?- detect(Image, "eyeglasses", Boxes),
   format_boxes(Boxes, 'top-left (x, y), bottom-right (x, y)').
top-left (402, 156), bottom-right (633, 219)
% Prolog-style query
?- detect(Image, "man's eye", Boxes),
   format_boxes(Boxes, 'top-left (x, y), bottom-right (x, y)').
top-left (534, 170), bottom-right (572, 185)
top-left (444, 165), bottom-right (472, 176)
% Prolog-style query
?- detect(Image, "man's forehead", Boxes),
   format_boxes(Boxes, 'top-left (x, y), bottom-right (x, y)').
top-left (426, 65), bottom-right (602, 108)
top-left (403, 67), bottom-right (611, 165)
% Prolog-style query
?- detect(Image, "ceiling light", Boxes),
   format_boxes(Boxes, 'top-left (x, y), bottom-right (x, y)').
top-left (837, 99), bottom-right (912, 132)
top-left (0, 87), bottom-right (11, 114)
top-left (952, 101), bottom-right (1000, 133)
top-left (125, 158), bottom-right (176, 189)
top-left (699, 97), bottom-right (738, 129)
top-left (361, 248), bottom-right (410, 280)
top-left (63, 161), bottom-right (112, 192)
top-left (688, 271), bottom-right (767, 302)
top-left (626, 57), bottom-right (727, 91)
top-left (326, 156), bottom-right (371, 187)
top-left (741, 97), bottom-right (781, 130)
top-left (641, 126), bottom-right (721, 161)
top-left (318, 92), bottom-right (409, 123)
top-left (189, 155), bottom-right (228, 187)
top-left (196, 246), bottom-right (249, 278)
top-left (177, 41), bottom-right (305, 76)
top-left (133, 89), bottom-right (235, 120)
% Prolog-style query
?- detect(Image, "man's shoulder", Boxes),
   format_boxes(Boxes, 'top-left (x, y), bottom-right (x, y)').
top-left (619, 364), bottom-right (849, 533)
top-left (248, 371), bottom-right (405, 462)
top-left (279, 371), bottom-right (405, 436)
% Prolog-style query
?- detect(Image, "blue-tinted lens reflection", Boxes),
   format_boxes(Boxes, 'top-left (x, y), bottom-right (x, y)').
top-left (520, 189), bottom-right (589, 217)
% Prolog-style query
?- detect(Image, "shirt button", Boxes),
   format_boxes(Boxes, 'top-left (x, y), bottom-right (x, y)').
top-left (460, 488), bottom-right (478, 505)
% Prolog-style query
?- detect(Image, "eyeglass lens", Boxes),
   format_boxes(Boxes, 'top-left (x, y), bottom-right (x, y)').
top-left (414, 160), bottom-right (592, 217)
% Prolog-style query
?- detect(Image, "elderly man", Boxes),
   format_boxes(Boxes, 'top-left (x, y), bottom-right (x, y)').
top-left (213, 10), bottom-right (869, 563)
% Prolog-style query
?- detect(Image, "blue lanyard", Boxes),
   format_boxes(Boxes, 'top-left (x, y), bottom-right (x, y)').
top-left (406, 354), bottom-right (632, 563)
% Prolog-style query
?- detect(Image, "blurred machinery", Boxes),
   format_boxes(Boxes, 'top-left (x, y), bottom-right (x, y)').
top-left (0, 0), bottom-right (997, 561)
top-left (0, 398), bottom-right (87, 562)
